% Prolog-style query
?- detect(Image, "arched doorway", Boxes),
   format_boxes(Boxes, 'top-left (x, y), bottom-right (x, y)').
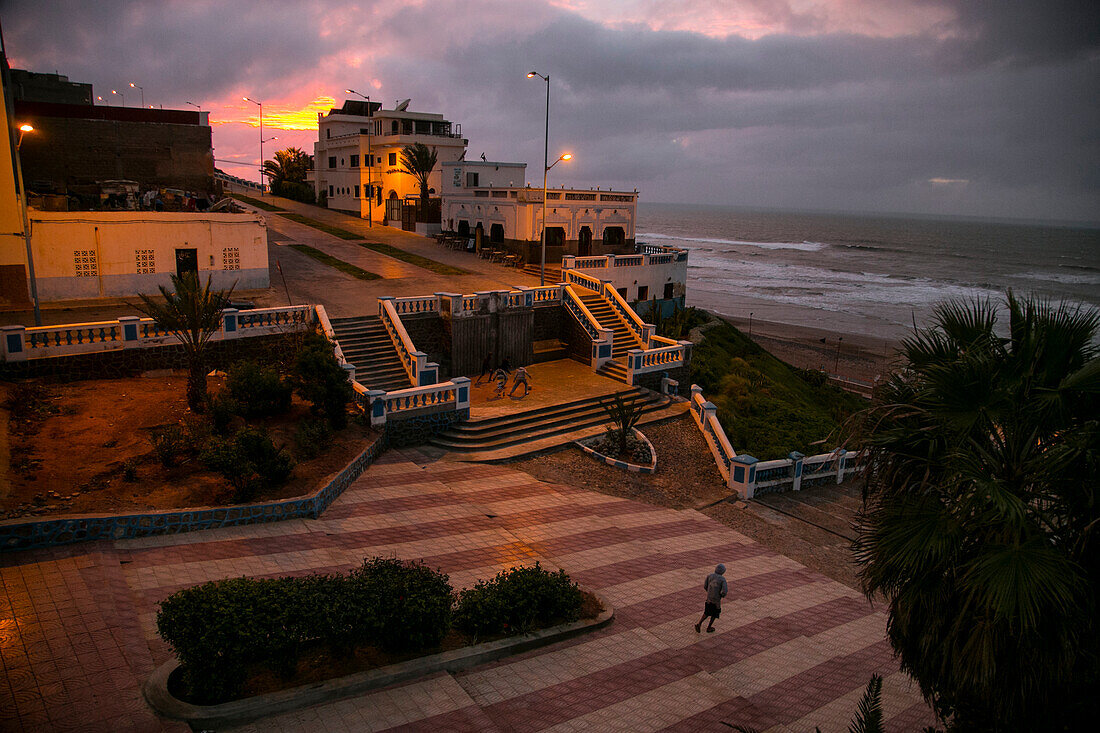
top-left (457, 220), bottom-right (470, 236)
top-left (489, 223), bottom-right (505, 243)
top-left (545, 227), bottom-right (566, 247)
top-left (578, 226), bottom-right (592, 256)
top-left (603, 226), bottom-right (624, 248)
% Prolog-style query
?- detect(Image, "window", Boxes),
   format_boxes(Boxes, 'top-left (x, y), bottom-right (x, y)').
top-left (354, 185), bottom-right (360, 198)
top-left (74, 250), bottom-right (98, 277)
top-left (350, 154), bottom-right (359, 167)
top-left (638, 285), bottom-right (649, 301)
top-left (135, 249), bottom-right (155, 274)
top-left (326, 129), bottom-right (331, 139)
top-left (328, 185), bottom-right (334, 196)
top-left (391, 120), bottom-right (398, 134)
top-left (340, 158), bottom-right (344, 166)
top-left (327, 156), bottom-right (336, 169)
top-left (388, 152), bottom-right (397, 166)
top-left (617, 287), bottom-right (628, 300)
top-left (222, 247), bottom-right (241, 271)
top-left (466, 172), bottom-right (479, 187)
top-left (664, 282), bottom-right (675, 299)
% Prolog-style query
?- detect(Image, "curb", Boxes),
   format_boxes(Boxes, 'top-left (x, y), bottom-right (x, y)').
top-left (575, 427), bottom-right (657, 473)
top-left (143, 589), bottom-right (614, 728)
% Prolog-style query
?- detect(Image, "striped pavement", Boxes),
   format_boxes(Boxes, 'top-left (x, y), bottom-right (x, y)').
top-left (0, 450), bottom-right (935, 732)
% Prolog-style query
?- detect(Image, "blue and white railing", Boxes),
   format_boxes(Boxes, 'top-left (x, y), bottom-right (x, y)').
top-left (378, 297), bottom-right (438, 386)
top-left (562, 285), bottom-right (614, 370)
top-left (2, 305), bottom-right (313, 362)
top-left (688, 384), bottom-right (861, 499)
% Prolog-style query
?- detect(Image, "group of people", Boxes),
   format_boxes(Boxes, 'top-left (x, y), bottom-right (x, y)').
top-left (475, 356), bottom-right (533, 399)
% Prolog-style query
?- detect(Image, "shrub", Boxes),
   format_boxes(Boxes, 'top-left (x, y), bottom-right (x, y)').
top-left (206, 391), bottom-right (238, 434)
top-left (226, 360), bottom-right (292, 418)
top-left (291, 334), bottom-right (354, 429)
top-left (352, 557), bottom-right (453, 652)
top-left (271, 180), bottom-right (316, 205)
top-left (121, 459), bottom-right (138, 482)
top-left (454, 563), bottom-right (583, 638)
top-left (149, 424), bottom-right (187, 467)
top-left (293, 418), bottom-right (331, 460)
top-left (201, 426), bottom-right (294, 502)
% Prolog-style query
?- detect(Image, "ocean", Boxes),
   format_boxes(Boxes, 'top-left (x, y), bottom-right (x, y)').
top-left (636, 203), bottom-right (1100, 341)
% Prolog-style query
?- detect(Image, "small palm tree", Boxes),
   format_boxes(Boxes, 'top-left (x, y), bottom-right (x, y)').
top-left (853, 292), bottom-right (1100, 729)
top-left (263, 147), bottom-right (310, 186)
top-left (600, 394), bottom-right (647, 456)
top-left (390, 142), bottom-right (438, 208)
top-left (136, 273), bottom-right (234, 412)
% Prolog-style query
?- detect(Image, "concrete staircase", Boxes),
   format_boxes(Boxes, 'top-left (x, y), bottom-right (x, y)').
top-left (522, 263), bottom-right (563, 283)
top-left (429, 388), bottom-right (675, 460)
top-left (579, 292), bottom-right (645, 383)
top-left (329, 315), bottom-right (414, 392)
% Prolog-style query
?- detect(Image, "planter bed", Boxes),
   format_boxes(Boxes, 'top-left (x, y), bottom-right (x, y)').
top-left (575, 427), bottom-right (657, 473)
top-left (143, 589), bottom-right (612, 728)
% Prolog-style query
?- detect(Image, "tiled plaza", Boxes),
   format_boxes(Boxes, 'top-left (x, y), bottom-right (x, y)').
top-left (0, 450), bottom-right (934, 732)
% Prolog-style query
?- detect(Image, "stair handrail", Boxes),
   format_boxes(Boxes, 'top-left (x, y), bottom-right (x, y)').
top-left (601, 280), bottom-right (653, 347)
top-left (313, 305), bottom-right (347, 367)
top-left (378, 297), bottom-right (419, 385)
top-left (650, 334), bottom-right (680, 347)
top-left (561, 285), bottom-right (605, 341)
top-left (563, 268), bottom-right (603, 293)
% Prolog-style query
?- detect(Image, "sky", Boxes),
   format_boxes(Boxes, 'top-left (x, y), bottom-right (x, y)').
top-left (4, 0), bottom-right (1098, 223)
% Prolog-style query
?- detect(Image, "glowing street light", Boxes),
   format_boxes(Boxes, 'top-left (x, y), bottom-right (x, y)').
top-left (110, 89), bottom-right (125, 106)
top-left (243, 97), bottom-right (264, 193)
top-left (128, 82), bottom-right (144, 107)
top-left (345, 88), bottom-right (375, 226)
top-left (12, 123), bottom-right (41, 324)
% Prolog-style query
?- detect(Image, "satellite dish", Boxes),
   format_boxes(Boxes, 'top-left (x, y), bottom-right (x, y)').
top-left (395, 99), bottom-right (410, 111)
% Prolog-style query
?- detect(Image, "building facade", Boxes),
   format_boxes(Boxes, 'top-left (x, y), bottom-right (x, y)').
top-left (313, 99), bottom-right (467, 222)
top-left (440, 160), bottom-right (638, 263)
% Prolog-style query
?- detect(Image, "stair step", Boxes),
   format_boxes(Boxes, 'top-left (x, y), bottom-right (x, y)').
top-left (440, 395), bottom-right (658, 443)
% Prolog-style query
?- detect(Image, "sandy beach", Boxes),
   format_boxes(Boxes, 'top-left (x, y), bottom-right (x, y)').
top-left (717, 313), bottom-right (903, 384)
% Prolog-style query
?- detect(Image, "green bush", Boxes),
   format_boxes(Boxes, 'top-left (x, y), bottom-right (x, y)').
top-left (352, 557), bottom-right (453, 652)
top-left (293, 418), bottom-right (331, 460)
top-left (201, 426), bottom-right (294, 502)
top-left (156, 557), bottom-right (454, 703)
top-left (206, 391), bottom-right (239, 434)
top-left (454, 562), bottom-right (583, 637)
top-left (149, 424), bottom-right (188, 467)
top-left (271, 180), bottom-right (316, 205)
top-left (291, 333), bottom-right (354, 429)
top-left (226, 360), bottom-right (292, 418)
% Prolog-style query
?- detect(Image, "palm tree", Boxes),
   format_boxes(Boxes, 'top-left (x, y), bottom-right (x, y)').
top-left (136, 272), bottom-right (234, 412)
top-left (853, 292), bottom-right (1100, 729)
top-left (263, 147), bottom-right (310, 187)
top-left (391, 142), bottom-right (437, 208)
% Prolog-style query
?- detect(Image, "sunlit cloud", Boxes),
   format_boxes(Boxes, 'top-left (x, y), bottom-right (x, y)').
top-left (928, 177), bottom-right (970, 185)
top-left (212, 96), bottom-right (337, 131)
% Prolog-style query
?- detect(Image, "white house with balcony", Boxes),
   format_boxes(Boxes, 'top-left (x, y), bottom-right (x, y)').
top-left (313, 99), bottom-right (467, 223)
top-left (439, 160), bottom-right (638, 264)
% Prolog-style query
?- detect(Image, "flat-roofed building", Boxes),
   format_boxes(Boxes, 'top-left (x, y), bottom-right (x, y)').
top-left (313, 99), bottom-right (467, 223)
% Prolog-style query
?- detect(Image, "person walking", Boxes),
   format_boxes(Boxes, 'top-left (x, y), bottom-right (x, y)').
top-left (475, 354), bottom-right (494, 386)
top-left (695, 564), bottom-right (727, 633)
top-left (508, 365), bottom-right (532, 398)
top-left (491, 366), bottom-right (509, 399)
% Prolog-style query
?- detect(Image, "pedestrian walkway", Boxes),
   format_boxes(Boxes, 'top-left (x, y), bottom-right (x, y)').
top-left (0, 451), bottom-right (934, 732)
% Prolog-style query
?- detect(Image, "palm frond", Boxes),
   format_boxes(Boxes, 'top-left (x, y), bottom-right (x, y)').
top-left (848, 674), bottom-right (884, 733)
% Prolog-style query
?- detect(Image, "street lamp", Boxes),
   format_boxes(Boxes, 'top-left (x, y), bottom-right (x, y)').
top-left (185, 101), bottom-right (202, 111)
top-left (129, 82), bottom-right (144, 107)
top-left (14, 124), bottom-right (41, 325)
top-left (528, 71), bottom-right (559, 285)
top-left (111, 89), bottom-right (124, 106)
top-left (345, 88), bottom-right (374, 226)
top-left (243, 97), bottom-right (263, 193)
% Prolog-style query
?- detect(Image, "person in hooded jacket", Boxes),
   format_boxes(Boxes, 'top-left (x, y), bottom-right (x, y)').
top-left (695, 563), bottom-right (727, 633)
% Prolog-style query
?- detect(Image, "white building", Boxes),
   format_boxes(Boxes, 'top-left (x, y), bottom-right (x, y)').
top-left (313, 99), bottom-right (467, 223)
top-left (440, 160), bottom-right (638, 264)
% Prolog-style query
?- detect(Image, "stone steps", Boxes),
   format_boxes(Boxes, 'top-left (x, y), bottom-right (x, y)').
top-left (329, 315), bottom-right (414, 393)
top-left (429, 388), bottom-right (670, 454)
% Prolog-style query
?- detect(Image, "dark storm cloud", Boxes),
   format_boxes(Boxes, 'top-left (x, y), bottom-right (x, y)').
top-left (2, 0), bottom-right (331, 101)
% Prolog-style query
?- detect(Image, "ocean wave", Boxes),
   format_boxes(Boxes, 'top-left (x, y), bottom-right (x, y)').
top-left (638, 232), bottom-right (826, 252)
top-left (1008, 270), bottom-right (1100, 286)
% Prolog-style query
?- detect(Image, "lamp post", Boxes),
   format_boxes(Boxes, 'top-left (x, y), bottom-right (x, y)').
top-left (345, 88), bottom-right (374, 226)
top-left (110, 89), bottom-right (125, 106)
top-left (527, 71), bottom-right (560, 285)
top-left (128, 82), bottom-right (144, 108)
top-left (243, 97), bottom-right (263, 193)
top-left (14, 124), bottom-right (41, 325)
top-left (185, 101), bottom-right (202, 111)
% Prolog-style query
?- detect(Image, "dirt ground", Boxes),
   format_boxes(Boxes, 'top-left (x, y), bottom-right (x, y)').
top-left (1, 374), bottom-right (378, 519)
top-left (511, 414), bottom-right (864, 590)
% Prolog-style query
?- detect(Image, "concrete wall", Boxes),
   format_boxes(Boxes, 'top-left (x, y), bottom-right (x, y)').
top-left (446, 308), bottom-right (535, 375)
top-left (0, 73), bottom-right (30, 304)
top-left (402, 313), bottom-right (451, 380)
top-left (28, 211), bottom-right (268, 300)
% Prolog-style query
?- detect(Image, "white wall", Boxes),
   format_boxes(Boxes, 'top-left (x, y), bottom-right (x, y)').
top-left (29, 211), bottom-right (269, 301)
